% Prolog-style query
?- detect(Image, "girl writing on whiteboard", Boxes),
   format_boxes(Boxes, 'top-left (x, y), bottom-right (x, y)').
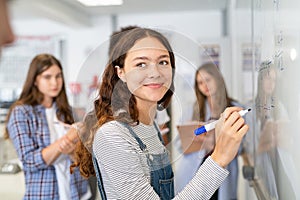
top-left (72, 28), bottom-right (249, 199)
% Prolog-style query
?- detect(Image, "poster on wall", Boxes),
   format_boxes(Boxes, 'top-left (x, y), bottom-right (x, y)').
top-left (201, 44), bottom-right (220, 67)
top-left (242, 43), bottom-right (261, 71)
top-left (241, 43), bottom-right (261, 103)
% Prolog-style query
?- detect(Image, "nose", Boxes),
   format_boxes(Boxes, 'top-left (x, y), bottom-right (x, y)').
top-left (147, 64), bottom-right (161, 78)
top-left (50, 77), bottom-right (58, 86)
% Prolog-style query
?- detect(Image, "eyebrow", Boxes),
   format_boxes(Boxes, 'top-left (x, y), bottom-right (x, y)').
top-left (41, 72), bottom-right (62, 76)
top-left (132, 54), bottom-right (170, 61)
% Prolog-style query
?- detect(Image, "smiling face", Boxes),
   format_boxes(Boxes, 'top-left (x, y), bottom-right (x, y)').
top-left (117, 36), bottom-right (172, 108)
top-left (35, 64), bottom-right (63, 106)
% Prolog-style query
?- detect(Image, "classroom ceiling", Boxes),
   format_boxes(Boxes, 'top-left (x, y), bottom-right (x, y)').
top-left (58, 0), bottom-right (229, 15)
top-left (10, 0), bottom-right (300, 24)
top-left (9, 0), bottom-right (229, 27)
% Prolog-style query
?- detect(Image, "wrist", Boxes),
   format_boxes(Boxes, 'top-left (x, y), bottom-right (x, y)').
top-left (68, 125), bottom-right (79, 143)
top-left (211, 152), bottom-right (226, 168)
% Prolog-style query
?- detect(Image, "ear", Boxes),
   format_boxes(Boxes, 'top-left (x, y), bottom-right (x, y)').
top-left (115, 66), bottom-right (126, 83)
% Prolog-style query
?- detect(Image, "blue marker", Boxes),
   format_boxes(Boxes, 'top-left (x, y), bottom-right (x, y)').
top-left (194, 108), bottom-right (251, 136)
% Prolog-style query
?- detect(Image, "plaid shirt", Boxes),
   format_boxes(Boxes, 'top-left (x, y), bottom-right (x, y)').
top-left (7, 104), bottom-right (88, 200)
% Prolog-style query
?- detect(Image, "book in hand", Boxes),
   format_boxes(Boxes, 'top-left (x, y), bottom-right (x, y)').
top-left (177, 121), bottom-right (213, 154)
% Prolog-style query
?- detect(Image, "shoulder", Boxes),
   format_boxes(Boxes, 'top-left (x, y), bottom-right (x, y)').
top-left (94, 121), bottom-right (132, 143)
top-left (9, 104), bottom-right (45, 123)
top-left (93, 121), bottom-right (139, 157)
top-left (10, 104), bottom-right (34, 116)
top-left (98, 121), bottom-right (129, 134)
top-left (7, 105), bottom-right (34, 128)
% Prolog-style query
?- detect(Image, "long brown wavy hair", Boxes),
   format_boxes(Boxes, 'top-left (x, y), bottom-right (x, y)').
top-left (193, 62), bottom-right (234, 121)
top-left (71, 28), bottom-right (176, 178)
top-left (4, 53), bottom-right (74, 139)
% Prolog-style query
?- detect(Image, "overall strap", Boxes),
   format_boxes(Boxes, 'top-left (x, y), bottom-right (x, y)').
top-left (153, 122), bottom-right (165, 145)
top-left (119, 122), bottom-right (147, 151)
top-left (120, 121), bottom-right (165, 150)
top-left (92, 154), bottom-right (107, 200)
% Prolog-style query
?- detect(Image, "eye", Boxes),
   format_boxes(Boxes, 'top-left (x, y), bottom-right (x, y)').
top-left (136, 62), bottom-right (147, 68)
top-left (205, 78), bottom-right (211, 83)
top-left (56, 73), bottom-right (63, 79)
top-left (159, 60), bottom-right (169, 66)
top-left (43, 75), bottom-right (52, 80)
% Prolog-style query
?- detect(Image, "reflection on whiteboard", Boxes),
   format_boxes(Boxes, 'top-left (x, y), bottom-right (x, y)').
top-left (244, 61), bottom-right (300, 199)
top-left (241, 0), bottom-right (300, 199)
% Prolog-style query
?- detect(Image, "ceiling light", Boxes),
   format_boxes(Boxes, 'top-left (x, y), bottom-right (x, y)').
top-left (77, 0), bottom-right (123, 6)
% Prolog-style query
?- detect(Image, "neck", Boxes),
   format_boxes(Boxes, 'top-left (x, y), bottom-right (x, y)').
top-left (42, 98), bottom-right (53, 108)
top-left (137, 103), bottom-right (157, 125)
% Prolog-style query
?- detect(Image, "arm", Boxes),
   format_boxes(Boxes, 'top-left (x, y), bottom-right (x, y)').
top-left (42, 123), bottom-right (79, 165)
top-left (94, 122), bottom-right (232, 200)
top-left (7, 106), bottom-right (49, 171)
top-left (7, 106), bottom-right (78, 169)
top-left (212, 107), bottom-right (249, 168)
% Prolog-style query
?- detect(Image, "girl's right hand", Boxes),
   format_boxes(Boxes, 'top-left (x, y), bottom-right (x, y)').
top-left (211, 107), bottom-right (249, 168)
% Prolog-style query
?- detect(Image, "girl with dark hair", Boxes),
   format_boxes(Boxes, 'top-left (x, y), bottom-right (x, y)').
top-left (5, 54), bottom-right (91, 200)
top-left (72, 28), bottom-right (249, 200)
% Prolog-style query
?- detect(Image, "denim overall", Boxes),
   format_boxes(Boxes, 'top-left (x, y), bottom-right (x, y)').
top-left (92, 122), bottom-right (174, 200)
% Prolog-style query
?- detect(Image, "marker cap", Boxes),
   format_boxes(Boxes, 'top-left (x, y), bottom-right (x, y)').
top-left (194, 126), bottom-right (206, 135)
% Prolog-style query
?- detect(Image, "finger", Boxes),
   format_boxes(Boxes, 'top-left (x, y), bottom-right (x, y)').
top-left (224, 111), bottom-right (241, 128)
top-left (223, 107), bottom-right (243, 120)
top-left (231, 117), bottom-right (245, 132)
top-left (64, 135), bottom-right (75, 145)
top-left (237, 124), bottom-right (249, 137)
top-left (60, 137), bottom-right (73, 150)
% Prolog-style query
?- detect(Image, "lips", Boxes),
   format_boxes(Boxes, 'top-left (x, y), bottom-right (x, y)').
top-left (144, 83), bottom-right (163, 89)
top-left (51, 88), bottom-right (60, 92)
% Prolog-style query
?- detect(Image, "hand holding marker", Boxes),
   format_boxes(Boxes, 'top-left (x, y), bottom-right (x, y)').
top-left (194, 108), bottom-right (251, 136)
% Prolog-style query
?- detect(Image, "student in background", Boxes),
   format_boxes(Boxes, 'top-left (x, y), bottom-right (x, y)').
top-left (5, 54), bottom-right (91, 200)
top-left (175, 62), bottom-right (243, 200)
top-left (0, 0), bottom-right (15, 50)
top-left (71, 27), bottom-right (248, 199)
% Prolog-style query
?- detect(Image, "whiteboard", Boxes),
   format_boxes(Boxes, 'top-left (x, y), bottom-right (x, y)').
top-left (242, 1), bottom-right (300, 199)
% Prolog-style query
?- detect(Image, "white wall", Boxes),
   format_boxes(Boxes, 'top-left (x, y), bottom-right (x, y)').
top-left (10, 10), bottom-right (229, 106)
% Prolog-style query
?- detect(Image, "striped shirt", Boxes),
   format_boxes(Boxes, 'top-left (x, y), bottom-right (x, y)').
top-left (93, 121), bottom-right (229, 199)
